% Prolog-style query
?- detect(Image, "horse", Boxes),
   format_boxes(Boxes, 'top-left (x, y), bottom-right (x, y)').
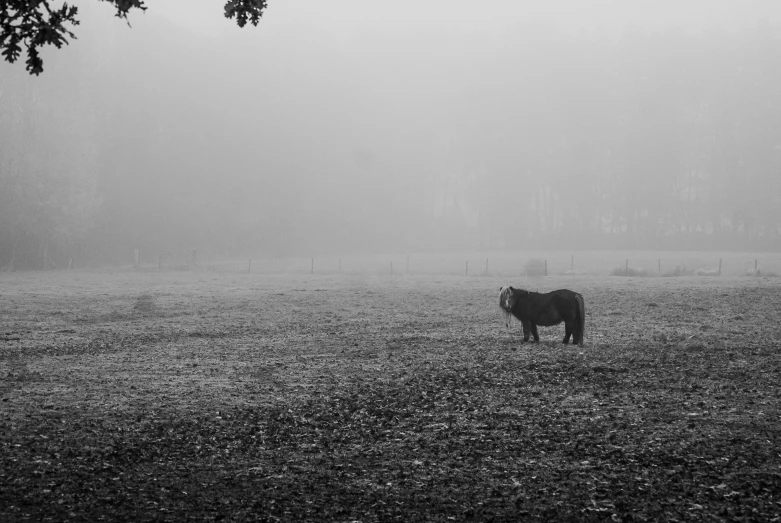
top-left (499, 286), bottom-right (585, 346)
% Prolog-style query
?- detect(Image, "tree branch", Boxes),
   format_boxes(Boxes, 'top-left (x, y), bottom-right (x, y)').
top-left (1, 0), bottom-right (267, 75)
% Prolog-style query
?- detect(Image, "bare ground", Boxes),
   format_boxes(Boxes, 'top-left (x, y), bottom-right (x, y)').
top-left (1, 271), bottom-right (780, 521)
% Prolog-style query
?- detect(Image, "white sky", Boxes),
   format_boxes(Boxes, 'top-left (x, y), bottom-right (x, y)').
top-left (143, 0), bottom-right (781, 35)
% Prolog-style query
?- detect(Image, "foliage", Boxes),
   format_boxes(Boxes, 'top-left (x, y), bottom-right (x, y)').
top-left (610, 266), bottom-right (649, 277)
top-left (224, 0), bottom-right (267, 28)
top-left (0, 0), bottom-right (266, 75)
top-left (662, 264), bottom-right (691, 277)
top-left (694, 267), bottom-right (721, 277)
top-left (0, 1), bottom-right (80, 75)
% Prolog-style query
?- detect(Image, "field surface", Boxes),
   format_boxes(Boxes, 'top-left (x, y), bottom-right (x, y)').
top-left (1, 269), bottom-right (781, 521)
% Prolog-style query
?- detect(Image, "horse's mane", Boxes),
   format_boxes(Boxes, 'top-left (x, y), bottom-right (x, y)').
top-left (499, 286), bottom-right (517, 327)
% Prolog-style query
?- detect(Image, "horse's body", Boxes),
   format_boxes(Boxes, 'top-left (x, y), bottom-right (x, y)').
top-left (499, 286), bottom-right (585, 345)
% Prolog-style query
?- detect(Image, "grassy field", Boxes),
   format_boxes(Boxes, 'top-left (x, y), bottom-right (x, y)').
top-left (1, 268), bottom-right (781, 521)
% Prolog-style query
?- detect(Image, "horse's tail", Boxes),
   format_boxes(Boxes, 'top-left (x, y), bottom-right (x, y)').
top-left (575, 293), bottom-right (585, 346)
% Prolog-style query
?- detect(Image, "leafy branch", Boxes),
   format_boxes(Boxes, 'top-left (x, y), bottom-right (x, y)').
top-left (0, 0), bottom-right (267, 75)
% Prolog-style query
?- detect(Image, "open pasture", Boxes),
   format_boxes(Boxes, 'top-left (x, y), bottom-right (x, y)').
top-left (1, 269), bottom-right (781, 521)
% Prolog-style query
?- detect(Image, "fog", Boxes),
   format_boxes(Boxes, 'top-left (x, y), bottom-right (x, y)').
top-left (2, 0), bottom-right (781, 268)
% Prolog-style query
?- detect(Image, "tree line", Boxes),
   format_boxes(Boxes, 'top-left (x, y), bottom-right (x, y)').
top-left (1, 17), bottom-right (780, 269)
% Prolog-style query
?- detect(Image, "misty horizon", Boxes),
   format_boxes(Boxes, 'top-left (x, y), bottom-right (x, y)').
top-left (2, 0), bottom-right (781, 268)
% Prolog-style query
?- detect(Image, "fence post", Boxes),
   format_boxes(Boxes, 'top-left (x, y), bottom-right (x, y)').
top-left (545, 260), bottom-right (548, 276)
top-left (134, 248), bottom-right (139, 268)
top-left (465, 261), bottom-right (468, 276)
top-left (571, 254), bottom-right (574, 272)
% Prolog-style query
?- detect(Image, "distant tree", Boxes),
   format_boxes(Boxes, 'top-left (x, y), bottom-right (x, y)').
top-left (0, 0), bottom-right (267, 75)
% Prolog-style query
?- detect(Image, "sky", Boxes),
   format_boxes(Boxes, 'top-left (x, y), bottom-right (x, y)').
top-left (145, 0), bottom-right (781, 34)
top-left (3, 0), bottom-right (781, 263)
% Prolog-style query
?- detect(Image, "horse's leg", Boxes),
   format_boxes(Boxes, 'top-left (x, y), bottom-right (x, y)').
top-left (521, 320), bottom-right (532, 343)
top-left (531, 323), bottom-right (540, 342)
top-left (563, 321), bottom-right (573, 344)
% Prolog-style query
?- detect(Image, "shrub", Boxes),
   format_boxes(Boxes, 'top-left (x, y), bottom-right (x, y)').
top-left (662, 264), bottom-right (691, 277)
top-left (610, 266), bottom-right (648, 277)
top-left (744, 267), bottom-right (778, 277)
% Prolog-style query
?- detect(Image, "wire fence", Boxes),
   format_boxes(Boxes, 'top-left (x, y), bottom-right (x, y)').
top-left (131, 249), bottom-right (781, 279)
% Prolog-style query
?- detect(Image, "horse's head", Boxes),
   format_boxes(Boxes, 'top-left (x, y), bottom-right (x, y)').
top-left (499, 286), bottom-right (516, 312)
top-left (499, 286), bottom-right (519, 328)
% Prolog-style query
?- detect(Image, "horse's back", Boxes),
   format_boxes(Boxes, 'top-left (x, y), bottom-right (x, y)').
top-left (547, 289), bottom-right (581, 323)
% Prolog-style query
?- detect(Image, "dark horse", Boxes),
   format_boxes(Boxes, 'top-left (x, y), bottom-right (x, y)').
top-left (499, 286), bottom-right (585, 346)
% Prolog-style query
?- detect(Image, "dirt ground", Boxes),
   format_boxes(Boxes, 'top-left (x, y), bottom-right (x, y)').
top-left (1, 270), bottom-right (780, 521)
